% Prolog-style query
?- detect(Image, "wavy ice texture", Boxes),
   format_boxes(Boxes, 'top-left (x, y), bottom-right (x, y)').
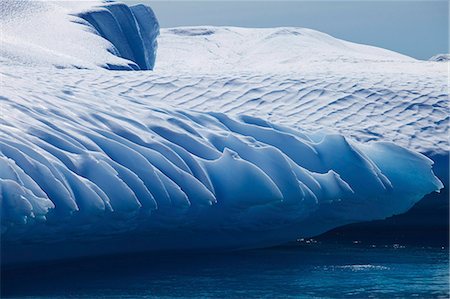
top-left (57, 70), bottom-right (447, 156)
top-left (0, 68), bottom-right (442, 263)
top-left (154, 27), bottom-right (448, 157)
top-left (0, 0), bottom-right (159, 70)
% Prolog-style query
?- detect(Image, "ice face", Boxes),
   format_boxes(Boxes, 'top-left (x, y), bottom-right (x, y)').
top-left (78, 3), bottom-right (160, 70)
top-left (0, 66), bottom-right (442, 263)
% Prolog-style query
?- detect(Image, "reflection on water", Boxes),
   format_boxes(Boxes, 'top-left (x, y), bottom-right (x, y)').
top-left (2, 243), bottom-right (449, 298)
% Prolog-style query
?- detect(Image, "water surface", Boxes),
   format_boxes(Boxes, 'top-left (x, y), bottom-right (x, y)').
top-left (2, 243), bottom-right (448, 298)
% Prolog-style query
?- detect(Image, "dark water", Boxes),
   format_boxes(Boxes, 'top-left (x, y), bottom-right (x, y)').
top-left (2, 243), bottom-right (448, 298)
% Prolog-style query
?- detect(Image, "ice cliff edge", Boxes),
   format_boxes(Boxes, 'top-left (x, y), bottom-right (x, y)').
top-left (0, 1), bottom-right (159, 70)
top-left (77, 2), bottom-right (159, 70)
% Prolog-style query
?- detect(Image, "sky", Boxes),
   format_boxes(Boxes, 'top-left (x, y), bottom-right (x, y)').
top-left (125, 1), bottom-right (449, 60)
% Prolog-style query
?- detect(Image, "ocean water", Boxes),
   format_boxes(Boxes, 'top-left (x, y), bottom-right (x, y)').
top-left (2, 243), bottom-right (448, 298)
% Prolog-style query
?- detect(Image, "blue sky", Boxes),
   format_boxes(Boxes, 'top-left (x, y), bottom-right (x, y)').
top-left (128, 1), bottom-right (448, 60)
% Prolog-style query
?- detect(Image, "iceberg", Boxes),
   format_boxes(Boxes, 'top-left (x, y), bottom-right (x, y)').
top-left (0, 1), bottom-right (447, 263)
top-left (0, 66), bottom-right (442, 264)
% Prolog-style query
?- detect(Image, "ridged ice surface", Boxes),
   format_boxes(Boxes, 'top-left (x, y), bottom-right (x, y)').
top-left (0, 67), bottom-right (443, 255)
top-left (14, 68), bottom-right (446, 155)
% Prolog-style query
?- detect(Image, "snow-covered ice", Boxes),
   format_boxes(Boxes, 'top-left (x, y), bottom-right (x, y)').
top-left (0, 1), bottom-right (447, 263)
top-left (0, 0), bottom-right (159, 70)
top-left (156, 26), bottom-right (415, 73)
